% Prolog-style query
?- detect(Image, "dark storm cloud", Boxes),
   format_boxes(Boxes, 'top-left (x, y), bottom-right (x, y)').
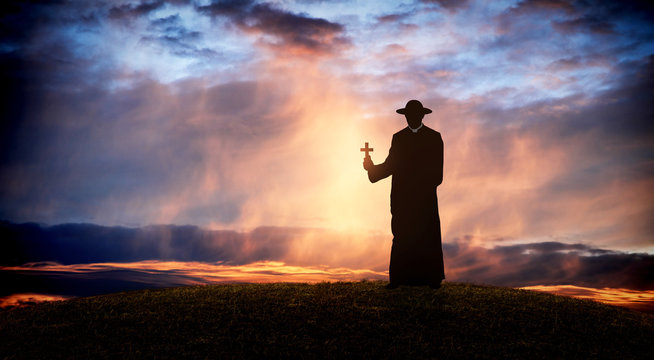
top-left (0, 1), bottom-right (53, 48)
top-left (0, 1), bottom-right (111, 166)
top-left (500, 0), bottom-right (654, 37)
top-left (198, 0), bottom-right (349, 55)
top-left (445, 238), bottom-right (654, 290)
top-left (0, 1), bottom-right (57, 149)
top-left (249, 3), bottom-right (347, 51)
top-left (0, 221), bottom-right (294, 266)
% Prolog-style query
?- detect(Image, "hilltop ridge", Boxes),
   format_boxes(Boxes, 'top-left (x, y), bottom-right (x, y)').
top-left (1, 281), bottom-right (652, 359)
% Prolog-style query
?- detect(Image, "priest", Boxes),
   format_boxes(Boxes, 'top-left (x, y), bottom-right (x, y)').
top-left (363, 99), bottom-right (445, 289)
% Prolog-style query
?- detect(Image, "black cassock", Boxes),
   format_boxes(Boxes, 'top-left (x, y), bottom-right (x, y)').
top-left (367, 125), bottom-right (444, 285)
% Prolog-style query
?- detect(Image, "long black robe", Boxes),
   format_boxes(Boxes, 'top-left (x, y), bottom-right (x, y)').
top-left (367, 125), bottom-right (444, 285)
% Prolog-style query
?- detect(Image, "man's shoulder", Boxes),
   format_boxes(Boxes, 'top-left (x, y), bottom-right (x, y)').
top-left (393, 128), bottom-right (411, 137)
top-left (422, 125), bottom-right (441, 137)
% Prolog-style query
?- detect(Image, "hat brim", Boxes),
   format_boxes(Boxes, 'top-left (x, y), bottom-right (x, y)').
top-left (396, 107), bottom-right (432, 115)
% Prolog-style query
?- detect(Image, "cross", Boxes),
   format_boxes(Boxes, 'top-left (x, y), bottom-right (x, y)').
top-left (360, 142), bottom-right (373, 158)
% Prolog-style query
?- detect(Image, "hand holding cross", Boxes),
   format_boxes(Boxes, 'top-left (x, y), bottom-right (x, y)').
top-left (361, 142), bottom-right (373, 171)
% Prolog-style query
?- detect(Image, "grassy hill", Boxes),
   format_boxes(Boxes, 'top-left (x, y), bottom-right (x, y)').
top-left (1, 281), bottom-right (653, 359)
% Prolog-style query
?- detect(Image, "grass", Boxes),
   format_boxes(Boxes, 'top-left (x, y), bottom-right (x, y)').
top-left (1, 281), bottom-right (653, 359)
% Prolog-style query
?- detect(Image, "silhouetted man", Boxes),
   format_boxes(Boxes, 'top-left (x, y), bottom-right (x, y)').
top-left (363, 100), bottom-right (444, 289)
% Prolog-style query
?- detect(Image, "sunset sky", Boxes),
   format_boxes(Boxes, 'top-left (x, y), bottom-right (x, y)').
top-left (1, 0), bottom-right (653, 309)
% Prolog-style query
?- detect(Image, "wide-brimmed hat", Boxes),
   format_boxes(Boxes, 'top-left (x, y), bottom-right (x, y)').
top-left (396, 99), bottom-right (432, 115)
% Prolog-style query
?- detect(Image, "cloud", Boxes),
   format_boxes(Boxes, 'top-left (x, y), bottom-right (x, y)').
top-left (2, 221), bottom-right (652, 292)
top-left (507, 0), bottom-right (575, 14)
top-left (376, 13), bottom-right (411, 24)
top-left (0, 260), bottom-right (387, 299)
top-left (0, 221), bottom-right (390, 271)
top-left (142, 14), bottom-right (217, 58)
top-left (444, 238), bottom-right (654, 290)
top-left (0, 221), bottom-right (289, 266)
top-left (198, 0), bottom-right (350, 55)
top-left (109, 0), bottom-right (166, 20)
top-left (420, 0), bottom-right (470, 11)
top-left (196, 0), bottom-right (254, 18)
top-left (553, 15), bottom-right (615, 34)
top-left (0, 293), bottom-right (71, 309)
top-left (521, 285), bottom-right (654, 313)
top-left (373, 12), bottom-right (419, 32)
top-left (0, 75), bottom-right (298, 226)
top-left (545, 55), bottom-right (611, 72)
top-left (498, 0), bottom-right (654, 38)
top-left (488, 0), bottom-right (654, 79)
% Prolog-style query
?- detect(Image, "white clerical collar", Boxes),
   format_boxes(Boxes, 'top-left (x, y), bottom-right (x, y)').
top-left (408, 123), bottom-right (423, 133)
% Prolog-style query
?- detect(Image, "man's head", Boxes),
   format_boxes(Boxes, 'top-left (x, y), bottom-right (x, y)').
top-left (396, 100), bottom-right (432, 129)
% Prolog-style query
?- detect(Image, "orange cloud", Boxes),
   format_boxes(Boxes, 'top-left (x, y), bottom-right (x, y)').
top-left (1, 260), bottom-right (387, 282)
top-left (521, 285), bottom-right (654, 313)
top-left (0, 293), bottom-right (71, 309)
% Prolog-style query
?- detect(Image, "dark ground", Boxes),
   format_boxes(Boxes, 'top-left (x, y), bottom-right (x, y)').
top-left (1, 281), bottom-right (653, 359)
